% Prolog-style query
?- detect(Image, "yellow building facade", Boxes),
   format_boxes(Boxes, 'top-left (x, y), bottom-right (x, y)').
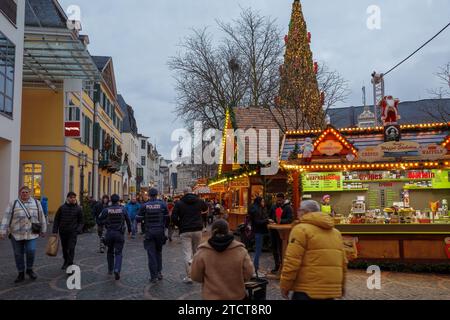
top-left (20, 56), bottom-right (124, 216)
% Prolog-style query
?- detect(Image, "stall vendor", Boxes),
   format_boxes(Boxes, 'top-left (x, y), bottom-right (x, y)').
top-left (321, 195), bottom-right (336, 216)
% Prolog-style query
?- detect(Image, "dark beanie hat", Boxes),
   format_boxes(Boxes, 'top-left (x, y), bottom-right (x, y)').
top-left (111, 194), bottom-right (120, 203)
top-left (67, 192), bottom-right (77, 198)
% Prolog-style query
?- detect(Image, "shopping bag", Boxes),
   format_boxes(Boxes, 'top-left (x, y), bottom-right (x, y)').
top-left (46, 234), bottom-right (59, 257)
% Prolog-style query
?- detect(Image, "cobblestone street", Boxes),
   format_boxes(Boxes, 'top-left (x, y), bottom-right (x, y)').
top-left (0, 231), bottom-right (449, 300)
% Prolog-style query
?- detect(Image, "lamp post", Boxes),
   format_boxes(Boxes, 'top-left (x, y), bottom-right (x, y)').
top-left (78, 151), bottom-right (88, 206)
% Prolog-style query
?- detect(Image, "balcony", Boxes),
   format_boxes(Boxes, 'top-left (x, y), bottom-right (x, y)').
top-left (99, 150), bottom-right (121, 173)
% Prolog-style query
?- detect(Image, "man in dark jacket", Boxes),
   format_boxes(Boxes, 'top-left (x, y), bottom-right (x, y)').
top-left (53, 192), bottom-right (84, 270)
top-left (97, 194), bottom-right (131, 280)
top-left (136, 188), bottom-right (169, 283)
top-left (93, 195), bottom-right (110, 253)
top-left (269, 193), bottom-right (294, 274)
top-left (172, 187), bottom-right (208, 284)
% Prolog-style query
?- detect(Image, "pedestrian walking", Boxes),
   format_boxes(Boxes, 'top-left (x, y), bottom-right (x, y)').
top-left (249, 196), bottom-right (269, 277)
top-left (93, 195), bottom-right (110, 253)
top-left (97, 194), bottom-right (131, 280)
top-left (268, 193), bottom-right (293, 274)
top-left (0, 186), bottom-right (47, 283)
top-left (172, 187), bottom-right (208, 284)
top-left (136, 188), bottom-right (169, 283)
top-left (280, 200), bottom-right (347, 300)
top-left (191, 219), bottom-right (254, 300)
top-left (52, 192), bottom-right (83, 271)
top-left (125, 196), bottom-right (141, 239)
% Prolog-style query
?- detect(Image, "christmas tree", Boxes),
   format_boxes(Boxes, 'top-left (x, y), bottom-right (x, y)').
top-left (276, 0), bottom-right (324, 130)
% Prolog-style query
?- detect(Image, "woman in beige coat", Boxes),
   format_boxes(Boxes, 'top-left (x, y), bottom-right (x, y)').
top-left (191, 219), bottom-right (255, 300)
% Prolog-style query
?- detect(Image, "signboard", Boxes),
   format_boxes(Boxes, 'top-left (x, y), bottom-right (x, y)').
top-left (64, 121), bottom-right (81, 138)
top-left (358, 146), bottom-right (383, 163)
top-left (317, 140), bottom-right (343, 156)
top-left (379, 141), bottom-right (420, 157)
top-left (302, 172), bottom-right (343, 192)
top-left (210, 185), bottom-right (226, 193)
top-left (431, 170), bottom-right (450, 189)
top-left (419, 144), bottom-right (447, 160)
top-left (229, 177), bottom-right (249, 188)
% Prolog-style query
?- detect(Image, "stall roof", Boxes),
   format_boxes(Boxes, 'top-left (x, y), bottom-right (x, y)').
top-left (281, 123), bottom-right (450, 162)
top-left (329, 99), bottom-right (450, 127)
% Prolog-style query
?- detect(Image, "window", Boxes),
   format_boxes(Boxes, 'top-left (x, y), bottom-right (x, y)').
top-left (69, 166), bottom-right (75, 193)
top-left (141, 140), bottom-right (146, 150)
top-left (23, 164), bottom-right (43, 199)
top-left (141, 156), bottom-right (146, 166)
top-left (0, 31), bottom-right (15, 118)
top-left (65, 103), bottom-right (81, 121)
top-left (82, 115), bottom-right (92, 147)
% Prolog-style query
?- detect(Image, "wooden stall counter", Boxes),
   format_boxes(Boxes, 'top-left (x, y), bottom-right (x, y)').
top-left (228, 210), bottom-right (248, 231)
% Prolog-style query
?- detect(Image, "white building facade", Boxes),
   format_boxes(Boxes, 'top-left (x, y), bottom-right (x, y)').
top-left (0, 0), bottom-right (24, 216)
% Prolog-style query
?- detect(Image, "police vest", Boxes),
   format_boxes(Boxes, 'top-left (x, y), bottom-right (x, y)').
top-left (105, 206), bottom-right (127, 232)
top-left (142, 201), bottom-right (167, 229)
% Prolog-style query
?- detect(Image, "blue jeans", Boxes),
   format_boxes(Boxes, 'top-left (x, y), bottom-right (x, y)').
top-left (10, 237), bottom-right (37, 272)
top-left (130, 219), bottom-right (137, 237)
top-left (253, 233), bottom-right (264, 271)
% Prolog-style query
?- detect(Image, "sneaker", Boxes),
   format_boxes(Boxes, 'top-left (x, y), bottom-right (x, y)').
top-left (14, 272), bottom-right (25, 284)
top-left (183, 277), bottom-right (193, 284)
top-left (26, 269), bottom-right (37, 280)
top-left (157, 273), bottom-right (163, 280)
top-left (114, 272), bottom-right (120, 281)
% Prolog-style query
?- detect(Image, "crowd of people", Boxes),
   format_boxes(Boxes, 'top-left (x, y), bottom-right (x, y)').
top-left (0, 186), bottom-right (348, 301)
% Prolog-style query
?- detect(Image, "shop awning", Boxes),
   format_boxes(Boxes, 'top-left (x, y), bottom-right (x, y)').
top-left (23, 28), bottom-right (101, 90)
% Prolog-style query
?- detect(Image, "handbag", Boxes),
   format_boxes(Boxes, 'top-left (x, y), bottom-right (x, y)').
top-left (17, 199), bottom-right (42, 235)
top-left (46, 234), bottom-right (60, 257)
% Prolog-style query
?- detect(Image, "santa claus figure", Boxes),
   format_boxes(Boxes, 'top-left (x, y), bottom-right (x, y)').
top-left (379, 96), bottom-right (401, 125)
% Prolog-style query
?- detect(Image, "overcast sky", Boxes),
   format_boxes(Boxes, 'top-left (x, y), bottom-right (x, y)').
top-left (59, 0), bottom-right (450, 158)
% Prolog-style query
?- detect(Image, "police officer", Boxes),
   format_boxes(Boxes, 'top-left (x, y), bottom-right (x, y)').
top-left (137, 188), bottom-right (169, 283)
top-left (97, 194), bottom-right (131, 281)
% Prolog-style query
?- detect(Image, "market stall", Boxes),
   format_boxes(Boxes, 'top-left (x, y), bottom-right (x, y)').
top-left (280, 116), bottom-right (450, 263)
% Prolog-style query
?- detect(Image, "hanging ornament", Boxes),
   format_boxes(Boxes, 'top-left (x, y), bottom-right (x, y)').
top-left (314, 62), bottom-right (319, 74)
top-left (308, 32), bottom-right (311, 43)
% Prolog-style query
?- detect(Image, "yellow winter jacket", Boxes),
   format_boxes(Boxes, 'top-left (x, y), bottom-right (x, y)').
top-left (280, 212), bottom-right (347, 299)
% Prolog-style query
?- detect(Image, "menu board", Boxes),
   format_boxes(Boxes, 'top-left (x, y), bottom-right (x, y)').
top-left (302, 172), bottom-right (343, 192)
top-left (432, 170), bottom-right (450, 189)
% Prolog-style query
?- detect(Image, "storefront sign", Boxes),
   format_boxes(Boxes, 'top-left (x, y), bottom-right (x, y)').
top-left (229, 178), bottom-right (249, 188)
top-left (379, 141), bottom-right (420, 157)
top-left (210, 184), bottom-right (226, 193)
top-left (302, 172), bottom-right (343, 191)
top-left (358, 146), bottom-right (383, 162)
top-left (419, 144), bottom-right (447, 160)
top-left (64, 121), bottom-right (81, 138)
top-left (317, 140), bottom-right (343, 156)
